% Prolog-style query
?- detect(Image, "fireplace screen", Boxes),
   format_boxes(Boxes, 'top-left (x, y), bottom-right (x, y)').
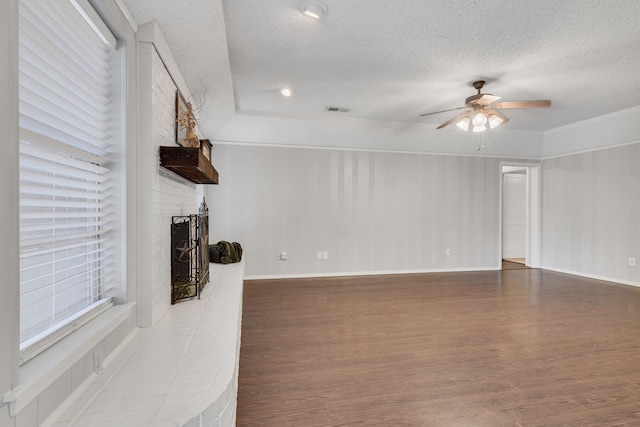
top-left (170, 199), bottom-right (209, 304)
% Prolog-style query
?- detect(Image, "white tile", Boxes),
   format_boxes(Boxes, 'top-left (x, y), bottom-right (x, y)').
top-left (64, 263), bottom-right (244, 426)
top-left (163, 389), bottom-right (204, 406)
top-left (73, 394), bottom-right (164, 426)
top-left (201, 401), bottom-right (218, 427)
top-left (146, 421), bottom-right (178, 427)
top-left (183, 415), bottom-right (201, 427)
top-left (150, 404), bottom-right (192, 424)
top-left (218, 398), bottom-right (235, 427)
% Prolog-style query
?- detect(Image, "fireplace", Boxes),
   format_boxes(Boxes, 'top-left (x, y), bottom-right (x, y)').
top-left (170, 199), bottom-right (209, 304)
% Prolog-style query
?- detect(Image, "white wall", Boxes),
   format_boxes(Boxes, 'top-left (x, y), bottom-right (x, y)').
top-left (209, 108), bottom-right (640, 281)
top-left (213, 113), bottom-right (544, 159)
top-left (137, 25), bottom-right (203, 327)
top-left (0, 1), bottom-right (20, 425)
top-left (541, 103), bottom-right (640, 285)
top-left (542, 142), bottom-right (640, 285)
top-left (208, 144), bottom-right (537, 278)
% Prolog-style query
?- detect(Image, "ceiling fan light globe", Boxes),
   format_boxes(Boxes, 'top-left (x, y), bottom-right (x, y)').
top-left (472, 124), bottom-right (487, 133)
top-left (472, 112), bottom-right (487, 127)
top-left (488, 114), bottom-right (504, 129)
top-left (456, 117), bottom-right (470, 131)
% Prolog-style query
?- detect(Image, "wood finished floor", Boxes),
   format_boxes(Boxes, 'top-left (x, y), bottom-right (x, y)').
top-left (237, 269), bottom-right (640, 426)
top-left (502, 260), bottom-right (530, 270)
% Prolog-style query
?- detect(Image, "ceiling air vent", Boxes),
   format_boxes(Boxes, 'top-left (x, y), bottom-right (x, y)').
top-left (325, 106), bottom-right (350, 113)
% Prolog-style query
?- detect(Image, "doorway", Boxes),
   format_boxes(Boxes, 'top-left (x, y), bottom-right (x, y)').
top-left (499, 163), bottom-right (541, 269)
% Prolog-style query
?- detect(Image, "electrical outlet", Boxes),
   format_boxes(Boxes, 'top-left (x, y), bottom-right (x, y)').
top-left (322, 251), bottom-right (328, 259)
top-left (630, 257), bottom-right (637, 267)
top-left (281, 252), bottom-right (287, 260)
top-left (317, 251), bottom-right (322, 259)
top-left (445, 248), bottom-right (451, 256)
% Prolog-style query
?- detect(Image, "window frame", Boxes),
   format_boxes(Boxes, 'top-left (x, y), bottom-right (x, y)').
top-left (17, 0), bottom-right (125, 364)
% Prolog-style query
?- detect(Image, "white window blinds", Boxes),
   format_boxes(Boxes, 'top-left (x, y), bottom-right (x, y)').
top-left (19, 0), bottom-right (118, 353)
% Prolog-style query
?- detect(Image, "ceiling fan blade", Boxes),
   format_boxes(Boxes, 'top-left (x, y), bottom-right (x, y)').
top-left (420, 106), bottom-right (468, 117)
top-left (475, 94), bottom-right (501, 106)
top-left (436, 111), bottom-right (469, 129)
top-left (493, 100), bottom-right (551, 109)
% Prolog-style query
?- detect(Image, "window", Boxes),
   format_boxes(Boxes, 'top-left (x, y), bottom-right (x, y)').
top-left (18, 0), bottom-right (120, 362)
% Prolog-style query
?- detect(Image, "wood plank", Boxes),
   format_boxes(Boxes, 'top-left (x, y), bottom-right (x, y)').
top-left (237, 270), bottom-right (640, 426)
top-left (159, 146), bottom-right (219, 184)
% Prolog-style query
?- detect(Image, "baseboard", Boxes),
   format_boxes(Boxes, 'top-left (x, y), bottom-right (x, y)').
top-left (245, 266), bottom-right (501, 281)
top-left (540, 266), bottom-right (640, 288)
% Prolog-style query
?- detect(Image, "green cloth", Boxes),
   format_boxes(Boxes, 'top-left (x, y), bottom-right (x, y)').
top-left (210, 241), bottom-right (243, 264)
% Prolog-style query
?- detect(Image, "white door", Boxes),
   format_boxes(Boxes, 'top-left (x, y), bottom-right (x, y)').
top-left (502, 173), bottom-right (527, 260)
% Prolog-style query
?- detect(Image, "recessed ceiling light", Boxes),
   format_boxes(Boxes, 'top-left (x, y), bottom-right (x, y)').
top-left (301, 1), bottom-right (327, 19)
top-left (281, 88), bottom-right (292, 97)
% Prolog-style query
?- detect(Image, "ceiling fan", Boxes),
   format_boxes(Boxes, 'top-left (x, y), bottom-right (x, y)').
top-left (420, 80), bottom-right (551, 132)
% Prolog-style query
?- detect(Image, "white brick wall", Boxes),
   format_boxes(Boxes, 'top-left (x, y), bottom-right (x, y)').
top-left (138, 43), bottom-right (202, 326)
top-left (133, 42), bottom-right (239, 427)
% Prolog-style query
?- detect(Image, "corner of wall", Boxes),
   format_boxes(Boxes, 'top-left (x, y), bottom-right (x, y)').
top-left (137, 22), bottom-right (193, 102)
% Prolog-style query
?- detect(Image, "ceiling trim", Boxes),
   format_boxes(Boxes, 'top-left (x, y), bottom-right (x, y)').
top-left (541, 138), bottom-right (640, 161)
top-left (544, 105), bottom-right (640, 136)
top-left (212, 139), bottom-right (544, 161)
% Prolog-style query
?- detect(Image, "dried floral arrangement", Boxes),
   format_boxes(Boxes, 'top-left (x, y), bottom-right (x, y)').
top-left (175, 90), bottom-right (199, 147)
top-left (177, 103), bottom-right (197, 132)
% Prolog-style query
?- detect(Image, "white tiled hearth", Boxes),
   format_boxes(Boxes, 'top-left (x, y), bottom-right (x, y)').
top-left (54, 262), bottom-right (244, 427)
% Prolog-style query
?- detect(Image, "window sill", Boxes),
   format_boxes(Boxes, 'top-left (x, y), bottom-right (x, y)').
top-left (3, 303), bottom-right (135, 417)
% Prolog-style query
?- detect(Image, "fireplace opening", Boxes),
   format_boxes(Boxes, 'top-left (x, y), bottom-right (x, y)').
top-left (170, 199), bottom-right (209, 304)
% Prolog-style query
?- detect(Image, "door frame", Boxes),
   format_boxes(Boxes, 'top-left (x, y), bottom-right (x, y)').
top-left (498, 162), bottom-right (541, 268)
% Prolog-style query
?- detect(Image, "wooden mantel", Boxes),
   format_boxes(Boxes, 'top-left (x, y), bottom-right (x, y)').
top-left (159, 146), bottom-right (219, 184)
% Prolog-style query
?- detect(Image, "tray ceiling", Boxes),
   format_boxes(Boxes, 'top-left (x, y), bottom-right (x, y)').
top-left (121, 0), bottom-right (640, 133)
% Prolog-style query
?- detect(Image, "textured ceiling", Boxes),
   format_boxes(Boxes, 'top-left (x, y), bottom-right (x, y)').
top-left (121, 0), bottom-right (640, 132)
